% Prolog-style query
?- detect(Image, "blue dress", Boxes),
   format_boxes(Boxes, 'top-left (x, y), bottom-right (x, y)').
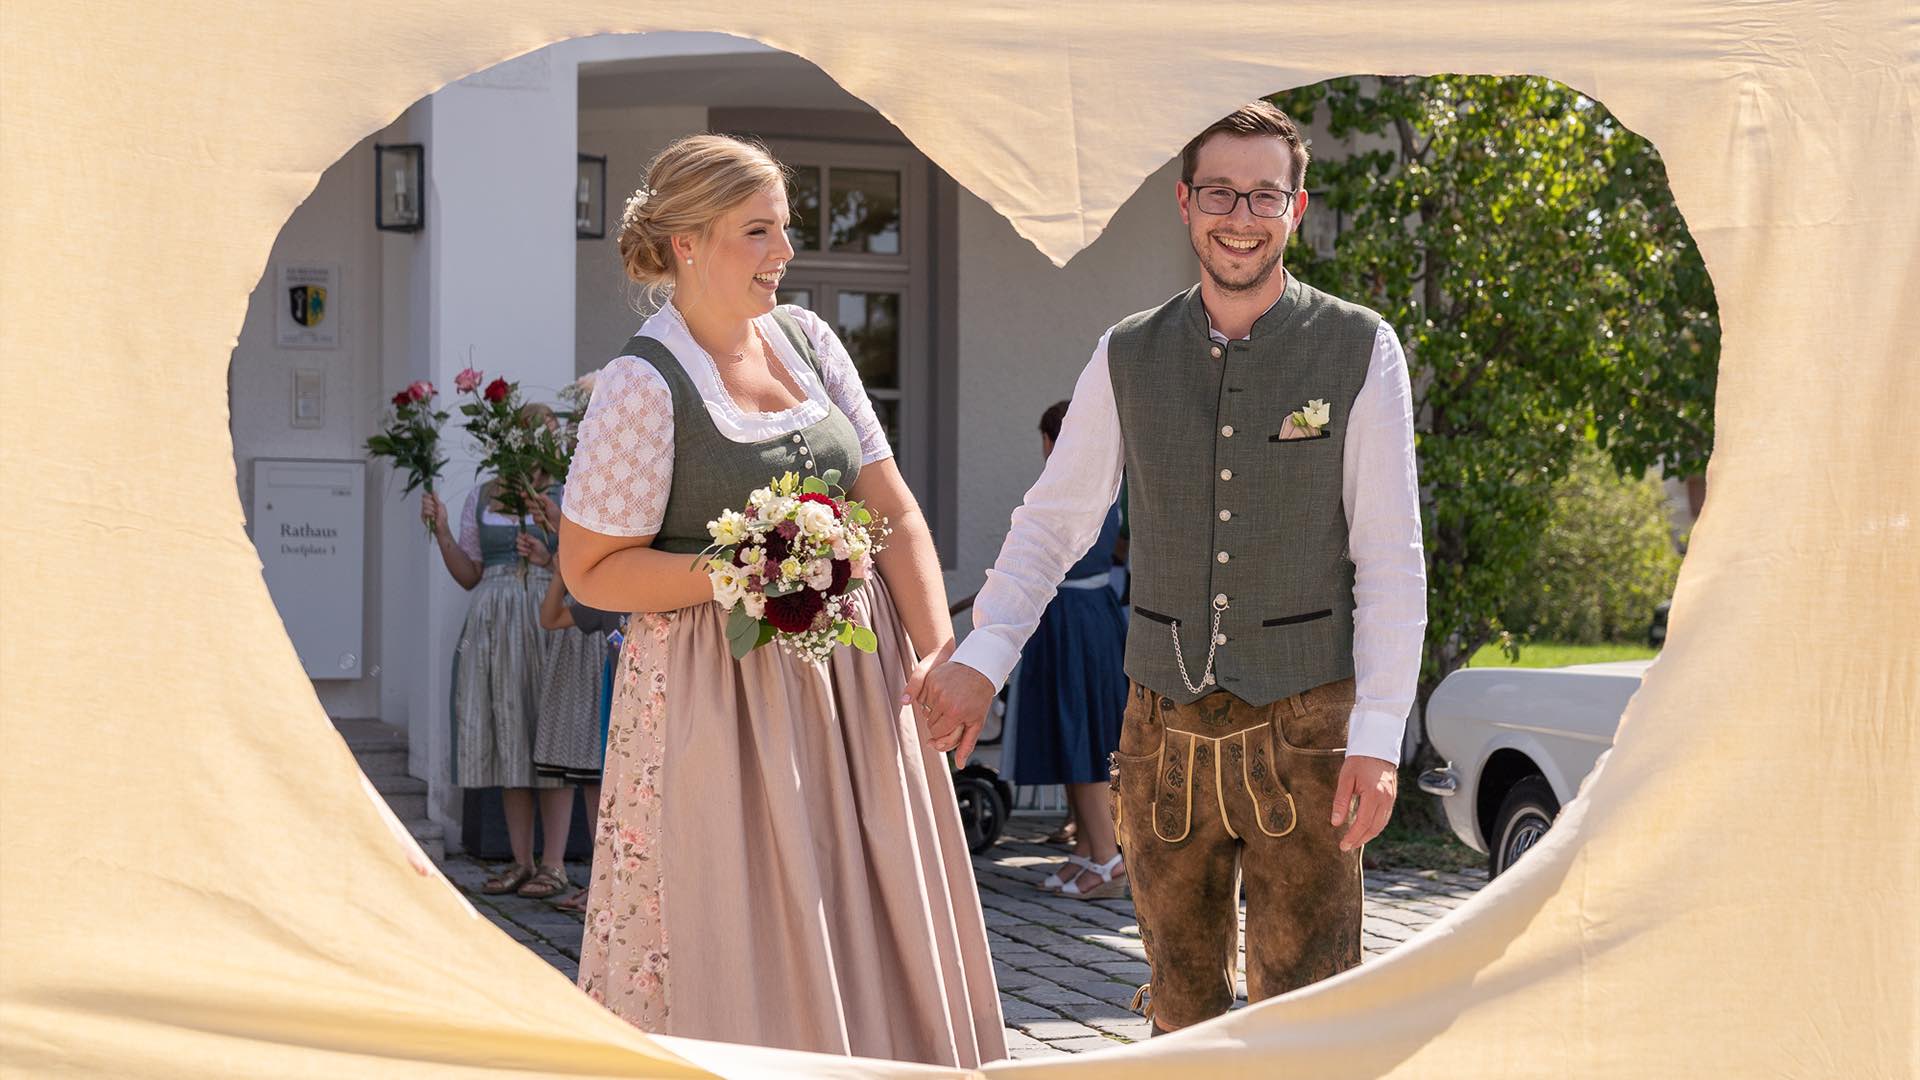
top-left (1009, 503), bottom-right (1128, 786)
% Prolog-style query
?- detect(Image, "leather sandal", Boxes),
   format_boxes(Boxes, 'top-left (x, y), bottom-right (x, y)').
top-left (1060, 853), bottom-right (1128, 900)
top-left (1039, 855), bottom-right (1095, 892)
top-left (517, 865), bottom-right (571, 900)
top-left (481, 862), bottom-right (534, 895)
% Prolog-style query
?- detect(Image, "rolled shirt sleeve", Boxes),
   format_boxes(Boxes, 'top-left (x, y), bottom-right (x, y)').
top-left (1340, 320), bottom-right (1428, 763)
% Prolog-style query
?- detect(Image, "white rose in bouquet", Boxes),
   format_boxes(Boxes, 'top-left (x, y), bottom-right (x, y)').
top-left (795, 500), bottom-right (837, 538)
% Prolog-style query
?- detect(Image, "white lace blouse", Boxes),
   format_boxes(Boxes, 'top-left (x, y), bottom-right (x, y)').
top-left (562, 303), bottom-right (893, 537)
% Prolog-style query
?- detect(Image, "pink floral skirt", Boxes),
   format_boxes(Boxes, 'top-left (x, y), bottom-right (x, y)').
top-left (576, 575), bottom-right (1004, 1066)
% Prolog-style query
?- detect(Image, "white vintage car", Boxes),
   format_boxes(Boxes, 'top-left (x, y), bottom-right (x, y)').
top-left (1418, 659), bottom-right (1651, 876)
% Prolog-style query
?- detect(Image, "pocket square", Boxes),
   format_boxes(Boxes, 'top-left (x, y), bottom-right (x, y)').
top-left (1275, 399), bottom-right (1332, 439)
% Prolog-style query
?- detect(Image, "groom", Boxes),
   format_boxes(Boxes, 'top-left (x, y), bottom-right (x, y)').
top-left (915, 101), bottom-right (1427, 1032)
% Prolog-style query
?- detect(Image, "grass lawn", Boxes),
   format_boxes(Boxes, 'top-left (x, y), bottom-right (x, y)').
top-left (1467, 641), bottom-right (1659, 668)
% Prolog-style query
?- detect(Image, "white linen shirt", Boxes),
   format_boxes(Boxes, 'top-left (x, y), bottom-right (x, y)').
top-left (951, 281), bottom-right (1428, 763)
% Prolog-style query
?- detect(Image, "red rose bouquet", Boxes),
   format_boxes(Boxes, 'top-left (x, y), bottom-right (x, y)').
top-left (366, 380), bottom-right (448, 536)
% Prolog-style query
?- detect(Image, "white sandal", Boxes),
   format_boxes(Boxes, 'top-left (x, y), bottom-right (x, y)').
top-left (1039, 855), bottom-right (1095, 892)
top-left (1060, 853), bottom-right (1128, 900)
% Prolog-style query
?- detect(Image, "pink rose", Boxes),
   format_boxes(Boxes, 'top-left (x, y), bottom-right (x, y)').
top-left (406, 380), bottom-right (434, 403)
top-left (454, 367), bottom-right (483, 394)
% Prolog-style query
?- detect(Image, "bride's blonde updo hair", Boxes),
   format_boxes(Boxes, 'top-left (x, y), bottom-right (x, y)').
top-left (617, 133), bottom-right (791, 295)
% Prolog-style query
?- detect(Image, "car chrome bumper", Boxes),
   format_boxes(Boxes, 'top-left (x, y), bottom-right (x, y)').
top-left (1418, 765), bottom-right (1459, 797)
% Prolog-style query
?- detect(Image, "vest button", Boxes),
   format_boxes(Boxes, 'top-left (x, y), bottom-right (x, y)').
top-left (805, 460), bottom-right (816, 470)
top-left (1216, 551), bottom-right (1230, 563)
top-left (1219, 468), bottom-right (1233, 481)
top-left (1214, 632), bottom-right (1228, 645)
top-left (1218, 510), bottom-right (1231, 522)
top-left (1159, 696), bottom-right (1175, 709)
top-left (1214, 593), bottom-right (1227, 606)
top-left (1210, 345), bottom-right (1223, 359)
top-left (1220, 425), bottom-right (1234, 438)
top-left (792, 434), bottom-right (803, 443)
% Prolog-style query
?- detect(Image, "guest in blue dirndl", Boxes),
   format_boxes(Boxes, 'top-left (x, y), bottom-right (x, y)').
top-left (1011, 400), bottom-right (1130, 900)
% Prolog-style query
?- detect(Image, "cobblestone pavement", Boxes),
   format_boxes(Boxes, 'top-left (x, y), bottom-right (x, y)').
top-left (442, 816), bottom-right (1487, 1059)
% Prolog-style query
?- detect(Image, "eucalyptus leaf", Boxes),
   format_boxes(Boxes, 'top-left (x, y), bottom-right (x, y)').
top-left (850, 626), bottom-right (879, 653)
top-left (726, 606), bottom-right (763, 660)
top-left (801, 477), bottom-right (829, 495)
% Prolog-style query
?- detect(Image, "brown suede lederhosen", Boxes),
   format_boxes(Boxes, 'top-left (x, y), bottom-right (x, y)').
top-left (1110, 676), bottom-right (1363, 1031)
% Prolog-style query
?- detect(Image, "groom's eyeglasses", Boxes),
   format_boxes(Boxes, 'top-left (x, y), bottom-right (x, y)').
top-left (1189, 184), bottom-right (1298, 219)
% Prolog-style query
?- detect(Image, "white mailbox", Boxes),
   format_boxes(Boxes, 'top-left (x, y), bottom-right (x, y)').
top-left (251, 458), bottom-right (365, 679)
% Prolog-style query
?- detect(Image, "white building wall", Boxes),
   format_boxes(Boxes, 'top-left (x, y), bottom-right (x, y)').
top-left (947, 159), bottom-right (1197, 607)
top-left (575, 105), bottom-right (711, 375)
top-left (229, 132), bottom-right (394, 721)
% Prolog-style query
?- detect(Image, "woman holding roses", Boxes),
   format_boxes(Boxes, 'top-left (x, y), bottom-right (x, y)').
top-left (421, 447), bottom-right (575, 901)
top-left (558, 134), bottom-right (1002, 1065)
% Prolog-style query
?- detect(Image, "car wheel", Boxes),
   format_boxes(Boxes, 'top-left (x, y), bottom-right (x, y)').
top-left (1490, 776), bottom-right (1560, 877)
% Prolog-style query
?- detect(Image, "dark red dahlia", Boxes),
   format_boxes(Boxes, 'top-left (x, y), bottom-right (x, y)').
top-left (765, 587), bottom-right (826, 633)
top-left (830, 557), bottom-right (852, 595)
top-left (763, 531), bottom-right (791, 565)
top-left (797, 491), bottom-right (844, 518)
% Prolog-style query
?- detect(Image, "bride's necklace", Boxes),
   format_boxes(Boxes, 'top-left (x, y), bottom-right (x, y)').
top-left (668, 302), bottom-right (762, 367)
top-left (717, 323), bottom-right (767, 365)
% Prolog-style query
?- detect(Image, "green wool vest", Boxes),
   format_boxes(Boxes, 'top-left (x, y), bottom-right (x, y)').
top-left (619, 307), bottom-right (864, 555)
top-left (1108, 277), bottom-right (1379, 706)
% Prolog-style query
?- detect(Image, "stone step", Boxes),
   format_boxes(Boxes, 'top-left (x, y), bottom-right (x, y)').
top-left (334, 718), bottom-right (442, 860)
top-left (408, 817), bottom-right (446, 864)
top-left (334, 717), bottom-right (410, 777)
top-left (371, 773), bottom-right (429, 822)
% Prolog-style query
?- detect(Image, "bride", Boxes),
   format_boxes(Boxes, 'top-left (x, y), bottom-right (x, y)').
top-left (558, 133), bottom-right (1004, 1066)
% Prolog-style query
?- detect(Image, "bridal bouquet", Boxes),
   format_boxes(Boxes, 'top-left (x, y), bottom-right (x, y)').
top-left (697, 470), bottom-right (889, 663)
top-left (365, 380), bottom-right (449, 536)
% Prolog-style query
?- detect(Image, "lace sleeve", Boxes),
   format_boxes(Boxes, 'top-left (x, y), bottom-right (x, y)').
top-left (457, 486), bottom-right (483, 563)
top-left (790, 306), bottom-right (894, 465)
top-left (561, 356), bottom-right (675, 537)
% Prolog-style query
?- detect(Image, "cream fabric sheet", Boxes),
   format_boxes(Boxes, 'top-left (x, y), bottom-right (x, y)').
top-left (2, 2), bottom-right (1915, 1077)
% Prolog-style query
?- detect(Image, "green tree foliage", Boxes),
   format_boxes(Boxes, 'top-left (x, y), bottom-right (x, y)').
top-left (1499, 442), bottom-right (1683, 647)
top-left (1269, 76), bottom-right (1718, 747)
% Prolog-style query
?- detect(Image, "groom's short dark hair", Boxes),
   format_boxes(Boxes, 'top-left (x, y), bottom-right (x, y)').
top-left (1180, 100), bottom-right (1311, 187)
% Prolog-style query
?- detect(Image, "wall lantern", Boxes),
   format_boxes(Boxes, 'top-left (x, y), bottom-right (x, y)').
top-left (576, 153), bottom-right (607, 239)
top-left (375, 143), bottom-right (424, 232)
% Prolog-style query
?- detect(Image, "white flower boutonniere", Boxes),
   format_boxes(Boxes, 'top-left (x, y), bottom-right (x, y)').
top-left (1283, 399), bottom-right (1332, 438)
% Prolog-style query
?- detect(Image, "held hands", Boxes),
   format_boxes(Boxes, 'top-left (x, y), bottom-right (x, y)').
top-left (904, 644), bottom-right (996, 767)
top-left (1332, 755), bottom-right (1398, 852)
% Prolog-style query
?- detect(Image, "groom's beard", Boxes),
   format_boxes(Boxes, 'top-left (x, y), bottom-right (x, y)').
top-left (1193, 232), bottom-right (1286, 295)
